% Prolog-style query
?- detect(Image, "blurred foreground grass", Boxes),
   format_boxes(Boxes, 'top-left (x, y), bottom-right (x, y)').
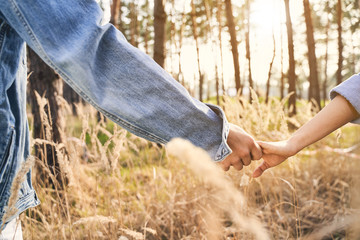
top-left (22, 95), bottom-right (360, 239)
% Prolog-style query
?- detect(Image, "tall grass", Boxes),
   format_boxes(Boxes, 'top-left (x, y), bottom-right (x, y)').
top-left (3, 93), bottom-right (360, 239)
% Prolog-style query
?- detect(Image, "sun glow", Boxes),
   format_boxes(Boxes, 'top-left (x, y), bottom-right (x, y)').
top-left (250, 0), bottom-right (280, 35)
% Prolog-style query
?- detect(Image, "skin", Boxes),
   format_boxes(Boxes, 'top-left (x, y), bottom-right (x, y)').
top-left (220, 123), bottom-right (263, 171)
top-left (252, 95), bottom-right (360, 178)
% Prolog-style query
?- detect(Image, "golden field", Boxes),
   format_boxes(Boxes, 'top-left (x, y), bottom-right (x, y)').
top-left (9, 94), bottom-right (360, 239)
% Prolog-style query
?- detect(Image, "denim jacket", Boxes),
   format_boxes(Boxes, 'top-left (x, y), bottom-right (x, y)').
top-left (330, 74), bottom-right (360, 124)
top-left (0, 0), bottom-right (232, 226)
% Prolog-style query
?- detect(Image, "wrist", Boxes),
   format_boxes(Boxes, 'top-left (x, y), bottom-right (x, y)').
top-left (287, 135), bottom-right (303, 156)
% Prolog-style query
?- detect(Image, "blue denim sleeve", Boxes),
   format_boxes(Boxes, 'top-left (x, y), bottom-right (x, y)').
top-left (0, 0), bottom-right (232, 161)
top-left (330, 74), bottom-right (360, 124)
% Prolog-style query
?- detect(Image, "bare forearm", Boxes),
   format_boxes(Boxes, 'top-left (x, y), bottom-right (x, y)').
top-left (253, 95), bottom-right (360, 178)
top-left (289, 95), bottom-right (360, 153)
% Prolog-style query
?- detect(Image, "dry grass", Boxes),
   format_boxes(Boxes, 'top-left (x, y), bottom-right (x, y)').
top-left (3, 93), bottom-right (360, 239)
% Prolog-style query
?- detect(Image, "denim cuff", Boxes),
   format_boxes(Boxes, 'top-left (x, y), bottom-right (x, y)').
top-left (330, 74), bottom-right (360, 124)
top-left (205, 104), bottom-right (232, 162)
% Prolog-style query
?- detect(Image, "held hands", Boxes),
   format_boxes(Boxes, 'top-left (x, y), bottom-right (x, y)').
top-left (219, 124), bottom-right (263, 171)
top-left (220, 126), bottom-right (297, 176)
top-left (252, 140), bottom-right (297, 178)
top-left (220, 96), bottom-right (360, 174)
top-left (220, 124), bottom-right (297, 175)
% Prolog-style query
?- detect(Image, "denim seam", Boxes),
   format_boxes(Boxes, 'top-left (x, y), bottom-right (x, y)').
top-left (0, 21), bottom-right (8, 57)
top-left (0, 130), bottom-right (16, 198)
top-left (0, 189), bottom-right (38, 210)
top-left (0, 129), bottom-right (15, 178)
top-left (9, 0), bottom-right (168, 144)
top-left (1, 189), bottom-right (40, 226)
top-left (0, 21), bottom-right (9, 100)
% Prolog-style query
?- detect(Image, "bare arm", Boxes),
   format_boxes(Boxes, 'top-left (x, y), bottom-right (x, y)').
top-left (253, 95), bottom-right (360, 177)
top-left (289, 95), bottom-right (359, 153)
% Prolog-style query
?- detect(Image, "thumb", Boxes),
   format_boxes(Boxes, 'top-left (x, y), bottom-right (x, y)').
top-left (257, 141), bottom-right (279, 155)
top-left (252, 160), bottom-right (270, 178)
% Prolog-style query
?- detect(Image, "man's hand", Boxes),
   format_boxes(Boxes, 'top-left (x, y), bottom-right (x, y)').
top-left (219, 124), bottom-right (262, 171)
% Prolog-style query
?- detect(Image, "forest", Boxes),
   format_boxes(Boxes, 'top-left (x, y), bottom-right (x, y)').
top-left (5, 0), bottom-right (360, 239)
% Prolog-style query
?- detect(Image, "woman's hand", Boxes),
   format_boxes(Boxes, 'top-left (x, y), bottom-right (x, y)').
top-left (252, 140), bottom-right (297, 178)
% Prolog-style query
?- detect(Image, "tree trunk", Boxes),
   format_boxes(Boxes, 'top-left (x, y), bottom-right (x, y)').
top-left (177, 9), bottom-right (186, 85)
top-left (169, 0), bottom-right (176, 75)
top-left (245, 0), bottom-right (253, 101)
top-left (110, 0), bottom-right (121, 29)
top-left (63, 82), bottom-right (80, 115)
top-left (204, 0), bottom-right (220, 104)
top-left (336, 0), bottom-right (343, 85)
top-left (245, 2), bottom-right (253, 99)
top-left (280, 16), bottom-right (284, 100)
top-left (28, 48), bottom-right (67, 187)
top-left (224, 0), bottom-right (241, 93)
top-left (129, 2), bottom-right (139, 47)
top-left (303, 0), bottom-right (321, 109)
top-left (284, 0), bottom-right (296, 115)
top-left (216, 0), bottom-right (225, 95)
top-left (265, 32), bottom-right (276, 103)
top-left (323, 1), bottom-right (330, 107)
top-left (350, 30), bottom-right (356, 75)
top-left (190, 0), bottom-right (203, 101)
top-left (144, 0), bottom-right (150, 55)
top-left (153, 0), bottom-right (167, 68)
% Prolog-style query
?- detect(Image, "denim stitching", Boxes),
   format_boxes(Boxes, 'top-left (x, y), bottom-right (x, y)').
top-left (9, 0), bottom-right (167, 144)
top-left (0, 21), bottom-right (9, 100)
top-left (0, 129), bottom-right (15, 182)
top-left (206, 104), bottom-right (232, 161)
top-left (0, 21), bottom-right (8, 57)
top-left (0, 130), bottom-right (16, 199)
top-left (0, 190), bottom-right (40, 227)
